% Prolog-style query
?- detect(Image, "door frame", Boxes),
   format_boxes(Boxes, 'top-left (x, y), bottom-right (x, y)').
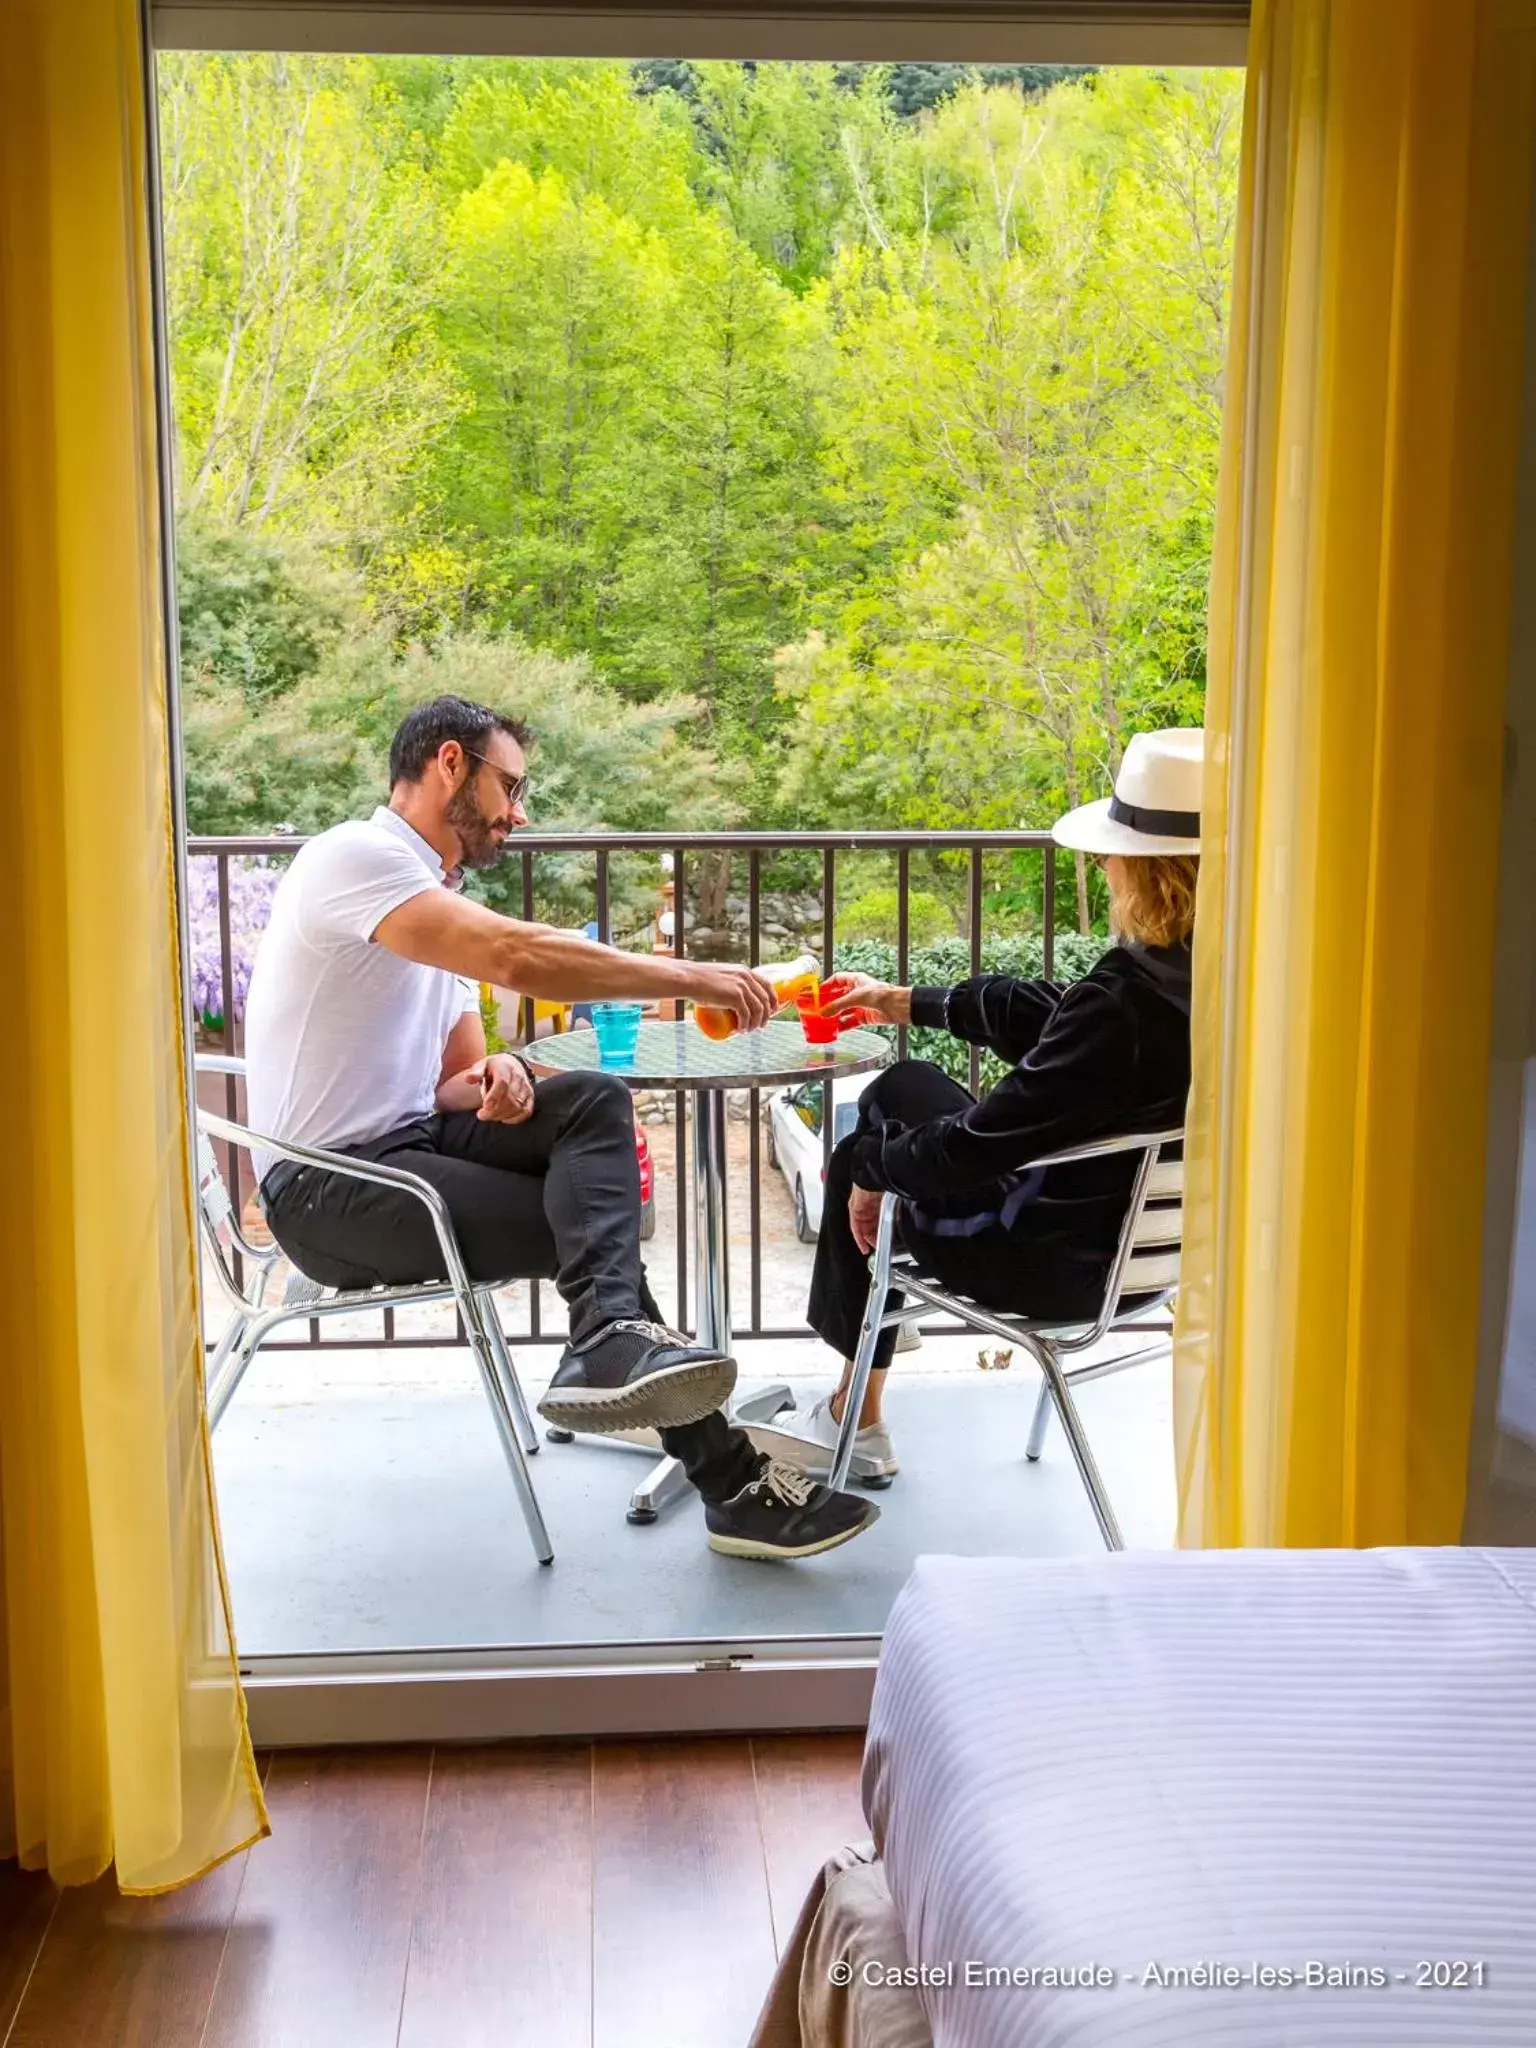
top-left (142, 1), bottom-right (1242, 1741)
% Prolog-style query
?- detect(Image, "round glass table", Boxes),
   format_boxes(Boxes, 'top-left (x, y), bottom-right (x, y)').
top-left (528, 1015), bottom-right (889, 1355)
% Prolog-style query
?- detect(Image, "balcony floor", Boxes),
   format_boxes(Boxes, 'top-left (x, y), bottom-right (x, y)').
top-left (213, 1329), bottom-right (1175, 1657)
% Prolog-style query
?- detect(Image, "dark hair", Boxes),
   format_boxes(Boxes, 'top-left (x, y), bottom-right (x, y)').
top-left (387, 696), bottom-right (532, 787)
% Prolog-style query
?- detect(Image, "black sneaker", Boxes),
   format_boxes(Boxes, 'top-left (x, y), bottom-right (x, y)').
top-left (536, 1318), bottom-right (737, 1434)
top-left (705, 1458), bottom-right (880, 1561)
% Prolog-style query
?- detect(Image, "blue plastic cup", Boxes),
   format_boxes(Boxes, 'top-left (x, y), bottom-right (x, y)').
top-left (591, 1000), bottom-right (643, 1069)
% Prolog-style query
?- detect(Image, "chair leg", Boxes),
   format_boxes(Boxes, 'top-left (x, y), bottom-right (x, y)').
top-left (1025, 1375), bottom-right (1053, 1462)
top-left (206, 1314), bottom-right (260, 1431)
top-left (458, 1287), bottom-right (555, 1565)
top-left (478, 1290), bottom-right (539, 1456)
top-left (828, 1196), bottom-right (899, 1494)
top-left (1021, 1336), bottom-right (1124, 1551)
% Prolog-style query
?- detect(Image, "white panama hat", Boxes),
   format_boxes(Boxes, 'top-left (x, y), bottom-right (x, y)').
top-left (1051, 728), bottom-right (1204, 858)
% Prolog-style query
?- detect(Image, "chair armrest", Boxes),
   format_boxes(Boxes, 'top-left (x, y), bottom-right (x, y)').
top-left (196, 1107), bottom-right (472, 1290)
top-left (866, 1131), bottom-right (1182, 1217)
top-left (1023, 1128), bottom-right (1184, 1170)
top-left (198, 1107), bottom-right (449, 1218)
top-left (195, 1052), bottom-right (248, 1077)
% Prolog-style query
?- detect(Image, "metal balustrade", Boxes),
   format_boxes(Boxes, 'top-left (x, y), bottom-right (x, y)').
top-left (188, 828), bottom-right (1063, 1350)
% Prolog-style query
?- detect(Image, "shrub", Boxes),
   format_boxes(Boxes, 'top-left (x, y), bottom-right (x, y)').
top-left (836, 886), bottom-right (952, 946)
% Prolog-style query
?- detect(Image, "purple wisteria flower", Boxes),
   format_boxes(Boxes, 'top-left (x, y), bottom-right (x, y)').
top-left (186, 856), bottom-right (283, 1029)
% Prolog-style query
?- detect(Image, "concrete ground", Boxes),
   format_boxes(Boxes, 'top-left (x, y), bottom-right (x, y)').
top-left (213, 1329), bottom-right (1173, 1658)
top-left (208, 1098), bottom-right (1176, 1659)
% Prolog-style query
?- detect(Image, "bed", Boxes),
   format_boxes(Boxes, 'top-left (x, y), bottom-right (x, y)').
top-left (752, 1547), bottom-right (1536, 2047)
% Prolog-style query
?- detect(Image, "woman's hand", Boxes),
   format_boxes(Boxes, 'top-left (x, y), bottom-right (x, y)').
top-left (848, 1183), bottom-right (887, 1255)
top-left (473, 1053), bottom-right (537, 1125)
top-left (820, 974), bottom-right (912, 1027)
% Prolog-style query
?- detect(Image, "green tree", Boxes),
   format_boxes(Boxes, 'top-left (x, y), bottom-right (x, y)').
top-left (431, 160), bottom-right (676, 653)
top-left (182, 626), bottom-right (746, 926)
top-left (601, 217), bottom-right (823, 746)
top-left (176, 515), bottom-right (353, 699)
top-left (159, 55), bottom-right (1236, 879)
top-left (685, 62), bottom-right (900, 292)
top-left (432, 135), bottom-right (827, 749)
top-left (783, 70), bottom-right (1239, 922)
top-left (437, 61), bottom-right (700, 225)
top-left (159, 53), bottom-right (461, 542)
top-left (877, 63), bottom-right (1095, 120)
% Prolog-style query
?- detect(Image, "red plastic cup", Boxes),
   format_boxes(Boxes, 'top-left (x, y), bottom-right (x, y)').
top-left (816, 975), bottom-right (881, 1031)
top-left (795, 991), bottom-right (839, 1045)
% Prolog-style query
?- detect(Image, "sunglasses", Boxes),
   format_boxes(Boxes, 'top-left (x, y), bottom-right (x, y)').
top-left (463, 748), bottom-right (530, 809)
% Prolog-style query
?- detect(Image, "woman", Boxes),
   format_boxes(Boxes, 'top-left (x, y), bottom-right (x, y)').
top-left (752, 728), bottom-right (1201, 1480)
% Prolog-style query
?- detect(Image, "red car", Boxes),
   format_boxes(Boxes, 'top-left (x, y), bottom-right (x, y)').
top-left (636, 1119), bottom-right (657, 1240)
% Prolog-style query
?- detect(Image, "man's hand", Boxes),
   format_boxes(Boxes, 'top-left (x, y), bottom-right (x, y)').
top-left (849, 1183), bottom-right (887, 1256)
top-left (685, 964), bottom-right (778, 1033)
top-left (473, 1053), bottom-right (536, 1125)
top-left (820, 974), bottom-right (912, 1027)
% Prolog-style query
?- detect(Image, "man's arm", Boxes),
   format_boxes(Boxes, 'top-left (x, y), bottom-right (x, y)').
top-left (434, 1006), bottom-right (537, 1121)
top-left (435, 1006), bottom-right (488, 1111)
top-left (373, 886), bottom-right (777, 1029)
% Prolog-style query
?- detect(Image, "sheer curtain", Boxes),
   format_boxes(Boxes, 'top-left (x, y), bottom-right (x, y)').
top-left (1176, 0), bottom-right (1536, 1547)
top-left (0, 0), bottom-right (267, 1889)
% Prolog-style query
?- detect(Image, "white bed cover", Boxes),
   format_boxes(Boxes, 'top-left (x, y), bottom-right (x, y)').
top-left (863, 1548), bottom-right (1536, 2048)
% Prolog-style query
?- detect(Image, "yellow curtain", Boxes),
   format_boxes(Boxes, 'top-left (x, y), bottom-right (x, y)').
top-left (1176, 0), bottom-right (1536, 1547)
top-left (0, 0), bottom-right (268, 1889)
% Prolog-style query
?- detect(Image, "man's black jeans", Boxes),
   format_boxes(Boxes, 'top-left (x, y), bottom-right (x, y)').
top-left (261, 1069), bottom-right (761, 1505)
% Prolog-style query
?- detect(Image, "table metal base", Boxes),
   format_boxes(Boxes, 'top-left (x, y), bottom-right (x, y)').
top-left (625, 1381), bottom-right (795, 1523)
top-left (546, 1378), bottom-right (898, 1518)
top-left (529, 1025), bottom-right (894, 1522)
top-left (544, 1382), bottom-right (797, 1521)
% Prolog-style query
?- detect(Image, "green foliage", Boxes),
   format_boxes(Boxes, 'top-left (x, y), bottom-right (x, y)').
top-left (438, 62), bottom-right (699, 218)
top-left (836, 887), bottom-right (951, 945)
top-left (685, 63), bottom-right (898, 292)
top-left (776, 69), bottom-right (1239, 926)
top-left (176, 517), bottom-right (353, 697)
top-left (479, 981), bottom-right (506, 1054)
top-left (835, 931), bottom-right (1110, 1088)
top-left (876, 63), bottom-right (1096, 119)
top-left (158, 53), bottom-right (461, 539)
top-left (161, 55), bottom-right (1238, 874)
top-left (180, 616), bottom-right (744, 924)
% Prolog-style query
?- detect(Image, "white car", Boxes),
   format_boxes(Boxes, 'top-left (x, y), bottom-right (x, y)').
top-left (765, 1074), bottom-right (877, 1242)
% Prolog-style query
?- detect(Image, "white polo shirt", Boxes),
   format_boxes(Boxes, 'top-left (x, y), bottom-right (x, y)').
top-left (244, 807), bottom-right (480, 1178)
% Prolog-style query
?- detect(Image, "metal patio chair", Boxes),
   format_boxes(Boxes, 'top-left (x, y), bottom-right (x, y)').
top-left (193, 1054), bottom-right (553, 1566)
top-left (831, 1129), bottom-right (1185, 1551)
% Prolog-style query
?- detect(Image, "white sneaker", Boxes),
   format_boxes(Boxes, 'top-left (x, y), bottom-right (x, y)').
top-left (745, 1395), bottom-right (899, 1480)
top-left (894, 1319), bottom-right (923, 1353)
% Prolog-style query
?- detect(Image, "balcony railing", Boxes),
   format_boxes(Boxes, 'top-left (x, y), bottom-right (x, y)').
top-left (189, 829), bottom-right (1062, 1351)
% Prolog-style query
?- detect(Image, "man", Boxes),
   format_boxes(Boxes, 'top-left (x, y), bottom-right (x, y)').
top-left (243, 694), bottom-right (878, 1561)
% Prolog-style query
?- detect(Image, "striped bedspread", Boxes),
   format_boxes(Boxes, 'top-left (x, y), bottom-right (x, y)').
top-left (863, 1548), bottom-right (1536, 2047)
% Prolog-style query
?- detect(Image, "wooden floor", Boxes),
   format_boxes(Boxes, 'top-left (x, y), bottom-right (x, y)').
top-left (0, 1735), bottom-right (867, 2048)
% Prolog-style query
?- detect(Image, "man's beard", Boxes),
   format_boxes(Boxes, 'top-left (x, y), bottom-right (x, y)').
top-left (445, 781), bottom-right (507, 870)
